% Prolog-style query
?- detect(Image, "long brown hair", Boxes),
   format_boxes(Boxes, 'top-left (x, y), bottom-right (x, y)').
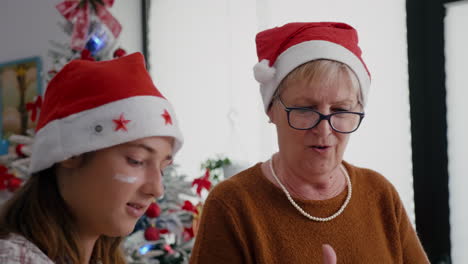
top-left (0, 166), bottom-right (126, 264)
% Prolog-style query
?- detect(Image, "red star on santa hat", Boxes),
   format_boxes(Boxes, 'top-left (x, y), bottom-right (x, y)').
top-left (113, 113), bottom-right (131, 131)
top-left (162, 109), bottom-right (172, 125)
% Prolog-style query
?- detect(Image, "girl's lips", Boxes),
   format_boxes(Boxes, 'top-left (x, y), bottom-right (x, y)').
top-left (126, 202), bottom-right (146, 218)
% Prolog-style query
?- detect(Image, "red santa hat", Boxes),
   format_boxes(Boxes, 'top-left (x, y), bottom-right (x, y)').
top-left (30, 52), bottom-right (183, 173)
top-left (253, 22), bottom-right (371, 112)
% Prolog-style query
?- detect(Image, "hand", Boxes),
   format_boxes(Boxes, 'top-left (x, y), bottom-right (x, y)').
top-left (322, 244), bottom-right (337, 264)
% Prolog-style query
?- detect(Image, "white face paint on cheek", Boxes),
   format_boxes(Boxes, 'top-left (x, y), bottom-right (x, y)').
top-left (113, 173), bottom-right (138, 184)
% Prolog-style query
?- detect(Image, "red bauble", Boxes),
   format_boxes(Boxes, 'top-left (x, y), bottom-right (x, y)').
top-left (144, 226), bottom-right (160, 241)
top-left (15, 144), bottom-right (26, 157)
top-left (181, 200), bottom-right (198, 214)
top-left (7, 177), bottom-right (22, 192)
top-left (113, 48), bottom-right (127, 58)
top-left (145, 202), bottom-right (161, 218)
top-left (0, 166), bottom-right (15, 191)
top-left (80, 49), bottom-right (94, 61)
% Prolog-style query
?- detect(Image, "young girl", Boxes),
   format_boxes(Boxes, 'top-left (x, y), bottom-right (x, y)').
top-left (0, 53), bottom-right (183, 264)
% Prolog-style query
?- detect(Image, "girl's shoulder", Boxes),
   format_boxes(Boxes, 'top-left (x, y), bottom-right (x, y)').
top-left (0, 233), bottom-right (54, 264)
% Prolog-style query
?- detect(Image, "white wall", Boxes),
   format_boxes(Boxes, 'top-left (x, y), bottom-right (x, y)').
top-left (0, 0), bottom-right (142, 89)
top-left (445, 2), bottom-right (468, 263)
top-left (149, 0), bottom-right (263, 178)
top-left (149, 0), bottom-right (415, 221)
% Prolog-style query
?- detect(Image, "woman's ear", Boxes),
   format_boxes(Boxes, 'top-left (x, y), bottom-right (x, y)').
top-left (59, 156), bottom-right (84, 169)
top-left (267, 102), bottom-right (277, 124)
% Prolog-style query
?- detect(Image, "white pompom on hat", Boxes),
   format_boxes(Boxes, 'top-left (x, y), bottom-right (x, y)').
top-left (30, 52), bottom-right (183, 173)
top-left (253, 22), bottom-right (371, 112)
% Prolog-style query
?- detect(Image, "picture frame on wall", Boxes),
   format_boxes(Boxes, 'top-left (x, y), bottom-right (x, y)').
top-left (0, 57), bottom-right (43, 140)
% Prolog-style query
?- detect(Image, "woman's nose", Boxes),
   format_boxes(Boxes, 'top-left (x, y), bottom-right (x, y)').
top-left (141, 169), bottom-right (164, 198)
top-left (311, 118), bottom-right (333, 135)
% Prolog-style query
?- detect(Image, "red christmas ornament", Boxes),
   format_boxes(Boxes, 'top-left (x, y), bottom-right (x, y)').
top-left (0, 165), bottom-right (8, 174)
top-left (192, 168), bottom-right (212, 196)
top-left (7, 177), bottom-right (23, 192)
top-left (184, 226), bottom-right (195, 240)
top-left (15, 144), bottom-right (26, 157)
top-left (113, 113), bottom-right (131, 131)
top-left (144, 226), bottom-right (160, 241)
top-left (0, 170), bottom-right (21, 192)
top-left (145, 202), bottom-right (161, 218)
top-left (26, 96), bottom-right (42, 122)
top-left (113, 48), bottom-right (127, 58)
top-left (80, 49), bottom-right (95, 61)
top-left (161, 109), bottom-right (172, 125)
top-left (0, 174), bottom-right (8, 190)
top-left (159, 228), bottom-right (169, 234)
top-left (164, 244), bottom-right (175, 254)
top-left (0, 180), bottom-right (5, 190)
top-left (181, 200), bottom-right (198, 214)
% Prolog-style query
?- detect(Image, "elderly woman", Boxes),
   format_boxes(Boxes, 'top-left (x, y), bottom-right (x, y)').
top-left (190, 22), bottom-right (429, 263)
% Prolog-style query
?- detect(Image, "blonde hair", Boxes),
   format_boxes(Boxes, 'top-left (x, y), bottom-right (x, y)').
top-left (0, 166), bottom-right (126, 264)
top-left (271, 59), bottom-right (362, 108)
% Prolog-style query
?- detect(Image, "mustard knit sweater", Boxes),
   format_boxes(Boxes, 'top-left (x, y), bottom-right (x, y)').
top-left (190, 162), bottom-right (429, 264)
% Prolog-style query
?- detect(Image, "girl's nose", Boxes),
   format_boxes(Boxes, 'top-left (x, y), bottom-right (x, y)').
top-left (141, 169), bottom-right (164, 198)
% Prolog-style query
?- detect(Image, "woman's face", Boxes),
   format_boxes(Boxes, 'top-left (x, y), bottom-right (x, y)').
top-left (57, 136), bottom-right (174, 238)
top-left (268, 69), bottom-right (361, 176)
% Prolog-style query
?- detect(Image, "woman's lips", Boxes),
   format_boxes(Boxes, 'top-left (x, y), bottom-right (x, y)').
top-left (310, 145), bottom-right (331, 153)
top-left (126, 202), bottom-right (146, 218)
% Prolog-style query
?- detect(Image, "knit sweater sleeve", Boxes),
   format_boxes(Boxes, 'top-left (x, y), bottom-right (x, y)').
top-left (190, 183), bottom-right (252, 264)
top-left (393, 188), bottom-right (430, 263)
top-left (0, 234), bottom-right (54, 264)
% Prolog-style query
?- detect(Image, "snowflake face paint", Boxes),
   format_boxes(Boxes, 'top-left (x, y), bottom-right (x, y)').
top-left (113, 173), bottom-right (138, 184)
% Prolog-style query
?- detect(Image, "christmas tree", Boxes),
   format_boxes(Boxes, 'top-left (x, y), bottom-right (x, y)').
top-left (123, 157), bottom-right (231, 264)
top-left (0, 0), bottom-right (125, 206)
top-left (0, 134), bottom-right (34, 206)
top-left (0, 2), bottom-right (236, 262)
top-left (48, 0), bottom-right (127, 80)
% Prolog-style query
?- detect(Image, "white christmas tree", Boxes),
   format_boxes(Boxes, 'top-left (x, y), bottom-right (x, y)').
top-left (123, 157), bottom-right (232, 264)
top-left (123, 165), bottom-right (199, 264)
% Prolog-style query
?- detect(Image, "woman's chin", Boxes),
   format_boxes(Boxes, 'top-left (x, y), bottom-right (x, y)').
top-left (105, 222), bottom-right (137, 237)
top-left (302, 156), bottom-right (338, 174)
top-left (302, 148), bottom-right (334, 162)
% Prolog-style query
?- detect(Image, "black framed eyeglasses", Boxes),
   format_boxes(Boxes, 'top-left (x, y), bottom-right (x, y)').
top-left (277, 96), bottom-right (365, 134)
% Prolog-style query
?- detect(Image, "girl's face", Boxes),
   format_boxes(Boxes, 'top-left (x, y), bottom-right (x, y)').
top-left (57, 136), bottom-right (174, 239)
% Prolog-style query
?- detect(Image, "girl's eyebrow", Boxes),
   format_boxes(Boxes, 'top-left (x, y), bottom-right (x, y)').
top-left (127, 143), bottom-right (173, 161)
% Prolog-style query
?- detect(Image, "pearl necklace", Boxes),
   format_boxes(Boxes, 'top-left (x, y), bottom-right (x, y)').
top-left (268, 157), bottom-right (352, 222)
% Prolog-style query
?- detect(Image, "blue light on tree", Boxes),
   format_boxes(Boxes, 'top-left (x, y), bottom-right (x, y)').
top-left (85, 23), bottom-right (109, 55)
top-left (139, 244), bottom-right (153, 255)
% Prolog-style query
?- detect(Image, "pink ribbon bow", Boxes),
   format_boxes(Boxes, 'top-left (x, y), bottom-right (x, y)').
top-left (56, 0), bottom-right (122, 51)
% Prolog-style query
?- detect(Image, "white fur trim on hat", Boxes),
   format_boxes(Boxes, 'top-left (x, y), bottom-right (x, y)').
top-left (258, 40), bottom-right (371, 112)
top-left (29, 96), bottom-right (183, 173)
top-left (253, 59), bottom-right (276, 83)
